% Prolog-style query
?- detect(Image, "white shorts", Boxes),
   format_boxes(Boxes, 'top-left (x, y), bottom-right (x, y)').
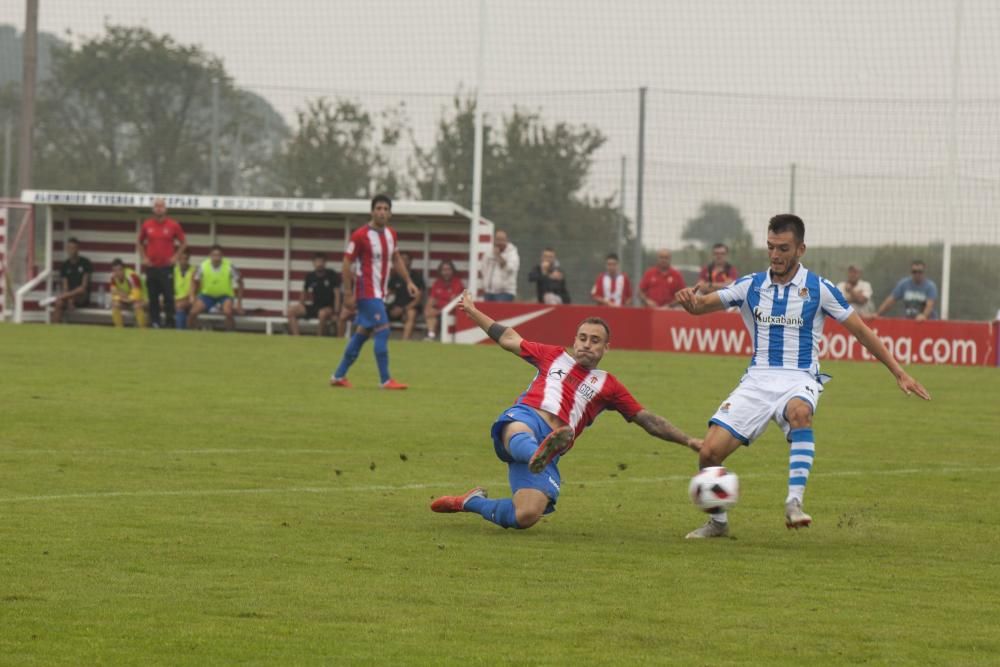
top-left (709, 370), bottom-right (824, 445)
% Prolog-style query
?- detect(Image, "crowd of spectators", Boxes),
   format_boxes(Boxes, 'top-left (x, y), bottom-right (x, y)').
top-left (44, 205), bottom-right (949, 336)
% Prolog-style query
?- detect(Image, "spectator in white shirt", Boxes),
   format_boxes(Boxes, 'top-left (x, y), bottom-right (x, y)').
top-left (480, 230), bottom-right (520, 302)
top-left (836, 264), bottom-right (875, 319)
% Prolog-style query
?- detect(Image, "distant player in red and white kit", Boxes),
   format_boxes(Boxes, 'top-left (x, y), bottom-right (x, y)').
top-left (430, 291), bottom-right (702, 530)
top-left (591, 252), bottom-right (633, 307)
top-left (331, 194), bottom-right (418, 389)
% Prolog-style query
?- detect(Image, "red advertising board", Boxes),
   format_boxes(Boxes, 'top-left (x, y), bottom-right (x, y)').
top-left (453, 303), bottom-right (997, 367)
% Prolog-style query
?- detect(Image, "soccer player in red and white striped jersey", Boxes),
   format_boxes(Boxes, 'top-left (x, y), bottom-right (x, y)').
top-left (331, 194), bottom-right (418, 389)
top-left (430, 291), bottom-right (702, 530)
top-left (591, 253), bottom-right (633, 307)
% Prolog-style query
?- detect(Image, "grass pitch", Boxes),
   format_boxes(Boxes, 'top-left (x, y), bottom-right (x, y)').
top-left (1, 324), bottom-right (998, 665)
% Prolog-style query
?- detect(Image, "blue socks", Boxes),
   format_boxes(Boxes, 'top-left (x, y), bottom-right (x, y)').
top-left (507, 432), bottom-right (539, 463)
top-left (787, 428), bottom-right (816, 504)
top-left (175, 310), bottom-right (187, 330)
top-left (463, 496), bottom-right (520, 529)
top-left (334, 331), bottom-right (369, 379)
top-left (374, 327), bottom-right (391, 384)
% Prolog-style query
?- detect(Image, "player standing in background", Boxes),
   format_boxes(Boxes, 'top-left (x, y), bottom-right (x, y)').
top-left (430, 291), bottom-right (701, 530)
top-left (137, 198), bottom-right (187, 329)
top-left (675, 214), bottom-right (931, 539)
top-left (330, 194), bottom-right (417, 390)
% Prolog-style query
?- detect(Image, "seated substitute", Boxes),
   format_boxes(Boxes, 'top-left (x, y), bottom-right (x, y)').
top-left (173, 249), bottom-right (195, 330)
top-left (423, 259), bottom-right (464, 341)
top-left (51, 237), bottom-right (94, 324)
top-left (430, 291), bottom-right (701, 531)
top-left (385, 251), bottom-right (424, 340)
top-left (288, 252), bottom-right (341, 336)
top-left (187, 244), bottom-right (245, 331)
top-left (108, 258), bottom-right (148, 328)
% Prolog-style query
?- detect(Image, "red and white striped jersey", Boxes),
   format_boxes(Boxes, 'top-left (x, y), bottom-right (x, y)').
top-left (516, 340), bottom-right (643, 439)
top-left (346, 224), bottom-right (398, 300)
top-left (591, 272), bottom-right (633, 306)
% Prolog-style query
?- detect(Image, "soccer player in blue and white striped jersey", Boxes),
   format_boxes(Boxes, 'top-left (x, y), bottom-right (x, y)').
top-left (676, 214), bottom-right (931, 538)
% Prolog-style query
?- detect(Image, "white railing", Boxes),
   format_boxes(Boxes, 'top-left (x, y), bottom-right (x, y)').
top-left (14, 268), bottom-right (50, 324)
top-left (439, 294), bottom-right (464, 344)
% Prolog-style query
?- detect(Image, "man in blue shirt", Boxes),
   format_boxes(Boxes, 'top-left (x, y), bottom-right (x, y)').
top-left (874, 260), bottom-right (938, 320)
top-left (676, 214), bottom-right (931, 539)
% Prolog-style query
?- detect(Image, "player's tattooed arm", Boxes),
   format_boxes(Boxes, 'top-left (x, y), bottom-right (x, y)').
top-left (633, 410), bottom-right (702, 452)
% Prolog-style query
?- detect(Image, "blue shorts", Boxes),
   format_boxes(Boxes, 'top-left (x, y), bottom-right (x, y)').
top-left (490, 404), bottom-right (561, 514)
top-left (198, 294), bottom-right (232, 310)
top-left (355, 298), bottom-right (389, 330)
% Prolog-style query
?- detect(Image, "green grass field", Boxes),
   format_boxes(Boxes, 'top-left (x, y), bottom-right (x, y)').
top-left (1, 324), bottom-right (998, 665)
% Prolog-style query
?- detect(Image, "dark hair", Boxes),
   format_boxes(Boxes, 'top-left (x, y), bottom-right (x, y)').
top-left (768, 214), bottom-right (805, 243)
top-left (438, 259), bottom-right (456, 273)
top-left (210, 244), bottom-right (223, 252)
top-left (606, 253), bottom-right (619, 262)
top-left (313, 251), bottom-right (327, 260)
top-left (712, 243), bottom-right (728, 252)
top-left (111, 258), bottom-right (124, 268)
top-left (579, 316), bottom-right (611, 342)
top-left (371, 193), bottom-right (392, 210)
top-left (67, 236), bottom-right (80, 245)
top-left (180, 248), bottom-right (191, 257)
top-left (911, 259), bottom-right (926, 267)
top-left (543, 246), bottom-right (556, 253)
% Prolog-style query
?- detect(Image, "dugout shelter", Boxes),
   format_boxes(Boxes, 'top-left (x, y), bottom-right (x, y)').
top-left (11, 190), bottom-right (493, 332)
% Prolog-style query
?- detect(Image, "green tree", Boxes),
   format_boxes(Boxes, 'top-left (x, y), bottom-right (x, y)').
top-left (414, 96), bottom-right (628, 300)
top-left (682, 201), bottom-right (752, 250)
top-left (25, 25), bottom-right (286, 193)
top-left (275, 98), bottom-right (405, 199)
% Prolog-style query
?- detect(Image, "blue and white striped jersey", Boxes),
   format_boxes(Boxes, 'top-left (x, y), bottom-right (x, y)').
top-left (717, 264), bottom-right (853, 375)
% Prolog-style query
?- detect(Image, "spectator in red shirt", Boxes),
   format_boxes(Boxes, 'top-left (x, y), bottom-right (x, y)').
top-left (639, 248), bottom-right (686, 308)
top-left (137, 197), bottom-right (187, 329)
top-left (424, 259), bottom-right (465, 341)
top-left (696, 243), bottom-right (739, 294)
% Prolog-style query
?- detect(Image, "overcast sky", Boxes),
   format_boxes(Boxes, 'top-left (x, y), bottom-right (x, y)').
top-left (2, 1), bottom-right (998, 248)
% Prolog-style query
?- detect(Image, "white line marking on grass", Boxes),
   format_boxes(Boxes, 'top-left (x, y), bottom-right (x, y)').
top-left (0, 466), bottom-right (997, 505)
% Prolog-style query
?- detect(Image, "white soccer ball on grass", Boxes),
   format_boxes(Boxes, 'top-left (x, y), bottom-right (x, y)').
top-left (688, 466), bottom-right (740, 512)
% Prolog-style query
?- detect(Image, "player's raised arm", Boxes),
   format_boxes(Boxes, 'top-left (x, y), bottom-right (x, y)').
top-left (839, 312), bottom-right (931, 400)
top-left (632, 409), bottom-right (702, 452)
top-left (457, 290), bottom-right (522, 353)
top-left (675, 286), bottom-right (726, 315)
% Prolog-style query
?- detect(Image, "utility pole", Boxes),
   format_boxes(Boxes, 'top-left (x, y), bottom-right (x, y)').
top-left (632, 87), bottom-right (647, 297)
top-left (616, 155), bottom-right (626, 261)
top-left (17, 0), bottom-right (39, 195)
top-left (210, 77), bottom-right (220, 195)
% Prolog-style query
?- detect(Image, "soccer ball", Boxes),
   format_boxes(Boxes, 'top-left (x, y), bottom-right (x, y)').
top-left (688, 466), bottom-right (740, 511)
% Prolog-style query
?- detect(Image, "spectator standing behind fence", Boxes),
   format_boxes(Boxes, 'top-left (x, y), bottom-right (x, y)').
top-left (528, 247), bottom-right (560, 303)
top-left (386, 252), bottom-right (425, 340)
top-left (695, 243), bottom-right (739, 294)
top-left (591, 253), bottom-right (632, 307)
top-left (137, 198), bottom-right (187, 329)
top-left (109, 258), bottom-right (147, 328)
top-left (639, 249), bottom-right (686, 309)
top-left (837, 264), bottom-right (875, 319)
top-left (173, 249), bottom-right (194, 330)
top-left (50, 237), bottom-right (93, 323)
top-left (480, 230), bottom-right (519, 301)
top-left (874, 260), bottom-right (938, 320)
top-left (424, 259), bottom-right (465, 341)
top-left (541, 268), bottom-right (571, 305)
top-left (288, 252), bottom-right (341, 336)
top-left (187, 245), bottom-right (245, 331)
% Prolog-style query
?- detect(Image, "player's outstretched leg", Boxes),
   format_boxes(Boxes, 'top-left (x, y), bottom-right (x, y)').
top-left (431, 487), bottom-right (548, 530)
top-left (331, 329), bottom-right (369, 386)
top-left (785, 426), bottom-right (815, 529)
top-left (431, 486), bottom-right (488, 513)
top-left (527, 426), bottom-right (574, 474)
top-left (686, 424), bottom-right (743, 539)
